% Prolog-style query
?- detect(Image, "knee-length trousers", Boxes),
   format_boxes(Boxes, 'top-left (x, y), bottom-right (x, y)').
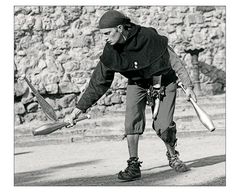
top-left (124, 81), bottom-right (177, 145)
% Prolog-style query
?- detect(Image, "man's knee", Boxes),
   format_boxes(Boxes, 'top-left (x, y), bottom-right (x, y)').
top-left (159, 121), bottom-right (177, 147)
top-left (124, 125), bottom-right (145, 135)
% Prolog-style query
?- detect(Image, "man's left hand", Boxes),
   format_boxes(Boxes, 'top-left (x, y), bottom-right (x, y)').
top-left (185, 87), bottom-right (197, 102)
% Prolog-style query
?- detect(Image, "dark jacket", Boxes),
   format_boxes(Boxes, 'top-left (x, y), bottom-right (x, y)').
top-left (76, 25), bottom-right (193, 112)
top-left (100, 25), bottom-right (171, 80)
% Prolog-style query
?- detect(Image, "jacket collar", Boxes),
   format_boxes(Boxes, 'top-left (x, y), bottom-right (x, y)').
top-left (112, 24), bottom-right (140, 49)
top-left (125, 24), bottom-right (141, 42)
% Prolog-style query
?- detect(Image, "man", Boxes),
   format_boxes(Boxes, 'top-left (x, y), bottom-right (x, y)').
top-left (64, 10), bottom-right (197, 181)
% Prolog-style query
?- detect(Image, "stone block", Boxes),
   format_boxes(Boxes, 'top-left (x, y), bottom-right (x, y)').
top-left (21, 88), bottom-right (34, 104)
top-left (204, 83), bottom-right (224, 95)
top-left (14, 115), bottom-right (22, 125)
top-left (204, 11), bottom-right (214, 18)
top-left (22, 16), bottom-right (35, 30)
top-left (196, 14), bottom-right (204, 24)
top-left (104, 96), bottom-right (112, 106)
top-left (27, 102), bottom-right (38, 112)
top-left (45, 56), bottom-right (59, 72)
top-left (45, 84), bottom-right (59, 94)
top-left (167, 25), bottom-right (176, 33)
top-left (111, 94), bottom-right (122, 104)
top-left (29, 6), bottom-right (41, 15)
top-left (167, 10), bottom-right (178, 18)
top-left (59, 82), bottom-right (80, 94)
top-left (57, 94), bottom-right (76, 108)
top-left (86, 6), bottom-right (96, 13)
top-left (41, 72), bottom-right (60, 85)
top-left (196, 6), bottom-right (216, 12)
top-left (14, 102), bottom-right (26, 115)
top-left (17, 50), bottom-right (27, 56)
top-left (14, 81), bottom-right (28, 97)
top-left (168, 18), bottom-right (183, 25)
top-left (37, 82), bottom-right (47, 94)
top-left (177, 7), bottom-right (189, 13)
top-left (209, 21), bottom-right (219, 27)
top-left (38, 59), bottom-right (47, 70)
top-left (55, 110), bottom-right (64, 119)
top-left (193, 32), bottom-right (204, 44)
top-left (23, 113), bottom-right (36, 122)
top-left (14, 6), bottom-right (32, 15)
top-left (62, 61), bottom-right (80, 72)
top-left (55, 16), bottom-right (67, 28)
top-left (187, 14), bottom-right (196, 24)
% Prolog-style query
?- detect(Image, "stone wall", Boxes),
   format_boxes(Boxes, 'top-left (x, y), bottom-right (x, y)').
top-left (14, 6), bottom-right (226, 125)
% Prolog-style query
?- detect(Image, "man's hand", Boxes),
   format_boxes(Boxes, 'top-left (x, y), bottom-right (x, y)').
top-left (64, 108), bottom-right (82, 128)
top-left (185, 87), bottom-right (197, 103)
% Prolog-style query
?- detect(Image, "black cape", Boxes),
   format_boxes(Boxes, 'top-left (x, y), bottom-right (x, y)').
top-left (100, 25), bottom-right (171, 79)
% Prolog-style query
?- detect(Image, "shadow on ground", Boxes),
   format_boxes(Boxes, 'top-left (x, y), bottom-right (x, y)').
top-left (188, 154), bottom-right (225, 168)
top-left (14, 160), bottom-right (101, 186)
top-left (14, 151), bottom-right (32, 156)
top-left (15, 154), bottom-right (225, 186)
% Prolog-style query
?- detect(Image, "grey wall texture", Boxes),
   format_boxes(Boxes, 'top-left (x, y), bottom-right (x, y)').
top-left (14, 6), bottom-right (226, 125)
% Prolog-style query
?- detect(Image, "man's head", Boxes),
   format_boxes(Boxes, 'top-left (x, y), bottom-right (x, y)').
top-left (98, 10), bottom-right (130, 29)
top-left (100, 25), bottom-right (124, 45)
top-left (98, 10), bottom-right (131, 45)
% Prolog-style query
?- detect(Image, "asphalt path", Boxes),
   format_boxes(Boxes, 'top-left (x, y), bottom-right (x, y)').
top-left (14, 130), bottom-right (225, 186)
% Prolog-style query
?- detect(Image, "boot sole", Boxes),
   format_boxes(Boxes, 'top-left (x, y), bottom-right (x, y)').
top-left (118, 176), bottom-right (141, 182)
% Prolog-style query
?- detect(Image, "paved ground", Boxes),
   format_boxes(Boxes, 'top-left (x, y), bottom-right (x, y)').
top-left (14, 94), bottom-right (226, 186)
top-left (14, 129), bottom-right (225, 186)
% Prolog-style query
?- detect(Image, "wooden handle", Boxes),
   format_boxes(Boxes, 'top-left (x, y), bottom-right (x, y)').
top-left (32, 115), bottom-right (91, 136)
top-left (178, 82), bottom-right (215, 132)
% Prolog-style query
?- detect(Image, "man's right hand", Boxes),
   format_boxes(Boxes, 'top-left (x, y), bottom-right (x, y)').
top-left (64, 108), bottom-right (82, 128)
top-left (64, 114), bottom-right (76, 128)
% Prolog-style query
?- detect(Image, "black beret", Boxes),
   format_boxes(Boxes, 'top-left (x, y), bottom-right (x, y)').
top-left (98, 10), bottom-right (131, 29)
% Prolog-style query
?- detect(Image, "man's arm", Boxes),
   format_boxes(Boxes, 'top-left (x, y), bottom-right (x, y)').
top-left (76, 61), bottom-right (115, 111)
top-left (168, 46), bottom-right (197, 102)
top-left (64, 61), bottom-right (115, 125)
top-left (168, 46), bottom-right (193, 89)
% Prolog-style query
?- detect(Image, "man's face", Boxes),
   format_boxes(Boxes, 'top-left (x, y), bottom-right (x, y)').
top-left (100, 27), bottom-right (122, 45)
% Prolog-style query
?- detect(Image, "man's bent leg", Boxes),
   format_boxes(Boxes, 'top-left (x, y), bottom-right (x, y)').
top-left (153, 82), bottom-right (189, 172)
top-left (162, 122), bottom-right (189, 172)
